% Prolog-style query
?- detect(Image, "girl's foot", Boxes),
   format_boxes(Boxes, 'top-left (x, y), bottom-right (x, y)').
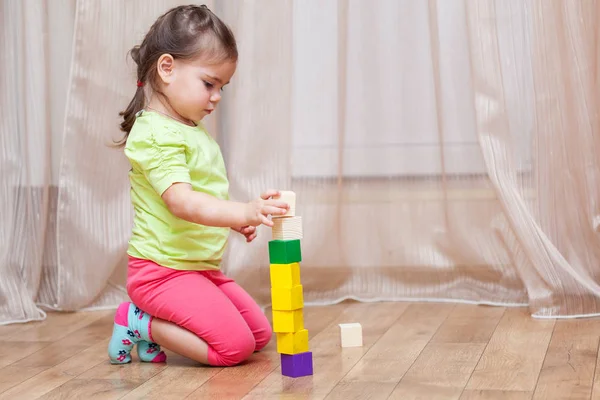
top-left (107, 302), bottom-right (167, 364)
top-left (137, 340), bottom-right (167, 363)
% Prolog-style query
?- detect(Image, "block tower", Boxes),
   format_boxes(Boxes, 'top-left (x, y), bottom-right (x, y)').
top-left (269, 191), bottom-right (313, 378)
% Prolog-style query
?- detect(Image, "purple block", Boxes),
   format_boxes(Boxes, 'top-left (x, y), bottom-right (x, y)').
top-left (281, 351), bottom-right (313, 377)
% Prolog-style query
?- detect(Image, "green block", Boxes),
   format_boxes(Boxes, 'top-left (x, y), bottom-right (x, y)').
top-left (269, 240), bottom-right (302, 264)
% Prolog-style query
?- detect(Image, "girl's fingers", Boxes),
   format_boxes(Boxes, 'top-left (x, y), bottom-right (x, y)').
top-left (260, 189), bottom-right (280, 200)
top-left (241, 226), bottom-right (255, 234)
top-left (260, 214), bottom-right (273, 227)
top-left (262, 205), bottom-right (287, 216)
top-left (264, 200), bottom-right (289, 209)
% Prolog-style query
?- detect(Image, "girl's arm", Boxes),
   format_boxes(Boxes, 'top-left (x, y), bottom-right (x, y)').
top-left (162, 183), bottom-right (289, 227)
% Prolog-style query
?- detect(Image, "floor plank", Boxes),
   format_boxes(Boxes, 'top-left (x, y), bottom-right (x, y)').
top-left (387, 303), bottom-right (501, 399)
top-left (0, 341), bottom-right (52, 369)
top-left (466, 308), bottom-right (555, 392)
top-left (119, 357), bottom-right (220, 400)
top-left (5, 311), bottom-right (111, 342)
top-left (324, 381), bottom-right (397, 400)
top-left (0, 320), bottom-right (42, 340)
top-left (431, 304), bottom-right (506, 344)
top-left (38, 378), bottom-right (139, 400)
top-left (0, 339), bottom-right (109, 399)
top-left (0, 313), bottom-right (114, 394)
top-left (533, 319), bottom-right (600, 400)
top-left (391, 384), bottom-right (464, 400)
top-left (0, 312), bottom-right (110, 370)
top-left (460, 390), bottom-right (533, 400)
top-left (390, 343), bottom-right (486, 399)
top-left (339, 303), bottom-right (455, 388)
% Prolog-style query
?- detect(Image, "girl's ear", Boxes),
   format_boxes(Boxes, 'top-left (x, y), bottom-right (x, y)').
top-left (157, 54), bottom-right (175, 83)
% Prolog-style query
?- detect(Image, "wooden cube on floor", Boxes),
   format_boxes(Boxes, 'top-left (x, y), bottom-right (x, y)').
top-left (338, 322), bottom-right (363, 347)
top-left (281, 351), bottom-right (313, 378)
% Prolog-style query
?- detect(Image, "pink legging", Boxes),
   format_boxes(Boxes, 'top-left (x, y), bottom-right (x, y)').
top-left (126, 256), bottom-right (272, 366)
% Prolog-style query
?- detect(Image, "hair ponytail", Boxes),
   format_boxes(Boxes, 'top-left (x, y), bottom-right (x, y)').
top-left (117, 86), bottom-right (145, 143)
top-left (114, 46), bottom-right (147, 147)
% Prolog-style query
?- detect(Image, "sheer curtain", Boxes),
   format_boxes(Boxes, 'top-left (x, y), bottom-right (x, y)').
top-left (1, 0), bottom-right (52, 324)
top-left (2, 0), bottom-right (600, 325)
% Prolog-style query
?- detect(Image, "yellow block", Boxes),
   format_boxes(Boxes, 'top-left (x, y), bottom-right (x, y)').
top-left (271, 285), bottom-right (303, 310)
top-left (276, 329), bottom-right (309, 354)
top-left (270, 262), bottom-right (301, 288)
top-left (272, 309), bottom-right (304, 333)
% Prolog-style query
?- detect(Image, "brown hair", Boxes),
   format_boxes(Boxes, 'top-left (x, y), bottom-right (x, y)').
top-left (116, 4), bottom-right (237, 146)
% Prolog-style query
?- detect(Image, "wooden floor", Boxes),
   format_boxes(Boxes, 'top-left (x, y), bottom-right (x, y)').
top-left (1, 301), bottom-right (600, 399)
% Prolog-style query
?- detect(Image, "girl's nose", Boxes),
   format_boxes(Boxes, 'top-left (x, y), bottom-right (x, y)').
top-left (210, 92), bottom-right (221, 103)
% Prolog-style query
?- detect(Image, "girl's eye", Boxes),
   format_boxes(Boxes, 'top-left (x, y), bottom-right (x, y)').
top-left (204, 80), bottom-right (225, 93)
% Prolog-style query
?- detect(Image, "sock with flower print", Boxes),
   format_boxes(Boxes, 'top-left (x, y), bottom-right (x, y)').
top-left (108, 302), bottom-right (166, 364)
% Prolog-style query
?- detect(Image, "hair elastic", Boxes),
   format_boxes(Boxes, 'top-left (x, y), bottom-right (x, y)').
top-left (137, 80), bottom-right (144, 87)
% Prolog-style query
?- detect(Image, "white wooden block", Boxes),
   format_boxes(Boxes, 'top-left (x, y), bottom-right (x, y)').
top-left (272, 191), bottom-right (296, 218)
top-left (272, 216), bottom-right (303, 240)
top-left (338, 322), bottom-right (362, 347)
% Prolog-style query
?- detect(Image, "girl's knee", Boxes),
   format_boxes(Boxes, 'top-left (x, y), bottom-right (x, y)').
top-left (211, 330), bottom-right (256, 366)
top-left (254, 323), bottom-right (273, 352)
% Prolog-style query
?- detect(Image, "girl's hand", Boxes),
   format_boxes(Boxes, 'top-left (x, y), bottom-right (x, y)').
top-left (233, 225), bottom-right (258, 243)
top-left (245, 189), bottom-right (289, 227)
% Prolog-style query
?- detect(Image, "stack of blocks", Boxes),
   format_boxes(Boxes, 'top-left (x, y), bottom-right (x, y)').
top-left (269, 191), bottom-right (313, 378)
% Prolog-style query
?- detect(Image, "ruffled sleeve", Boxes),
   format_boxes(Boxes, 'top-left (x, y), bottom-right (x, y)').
top-left (125, 121), bottom-right (191, 196)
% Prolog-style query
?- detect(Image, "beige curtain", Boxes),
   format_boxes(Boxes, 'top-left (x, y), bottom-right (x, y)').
top-left (2, 0), bottom-right (600, 325)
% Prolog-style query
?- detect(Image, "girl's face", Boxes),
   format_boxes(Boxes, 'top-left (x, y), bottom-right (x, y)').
top-left (157, 55), bottom-right (236, 123)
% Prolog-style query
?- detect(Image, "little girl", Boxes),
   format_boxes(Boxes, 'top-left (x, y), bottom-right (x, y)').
top-left (107, 5), bottom-right (289, 367)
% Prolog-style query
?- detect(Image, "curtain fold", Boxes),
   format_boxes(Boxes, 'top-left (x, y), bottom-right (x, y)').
top-left (2, 0), bottom-right (600, 324)
top-left (1, 0), bottom-right (50, 324)
top-left (466, 0), bottom-right (600, 317)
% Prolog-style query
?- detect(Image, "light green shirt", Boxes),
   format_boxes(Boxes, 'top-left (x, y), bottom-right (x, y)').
top-left (124, 110), bottom-right (230, 271)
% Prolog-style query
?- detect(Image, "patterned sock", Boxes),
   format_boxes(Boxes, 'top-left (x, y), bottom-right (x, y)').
top-left (137, 340), bottom-right (167, 363)
top-left (108, 302), bottom-right (166, 364)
